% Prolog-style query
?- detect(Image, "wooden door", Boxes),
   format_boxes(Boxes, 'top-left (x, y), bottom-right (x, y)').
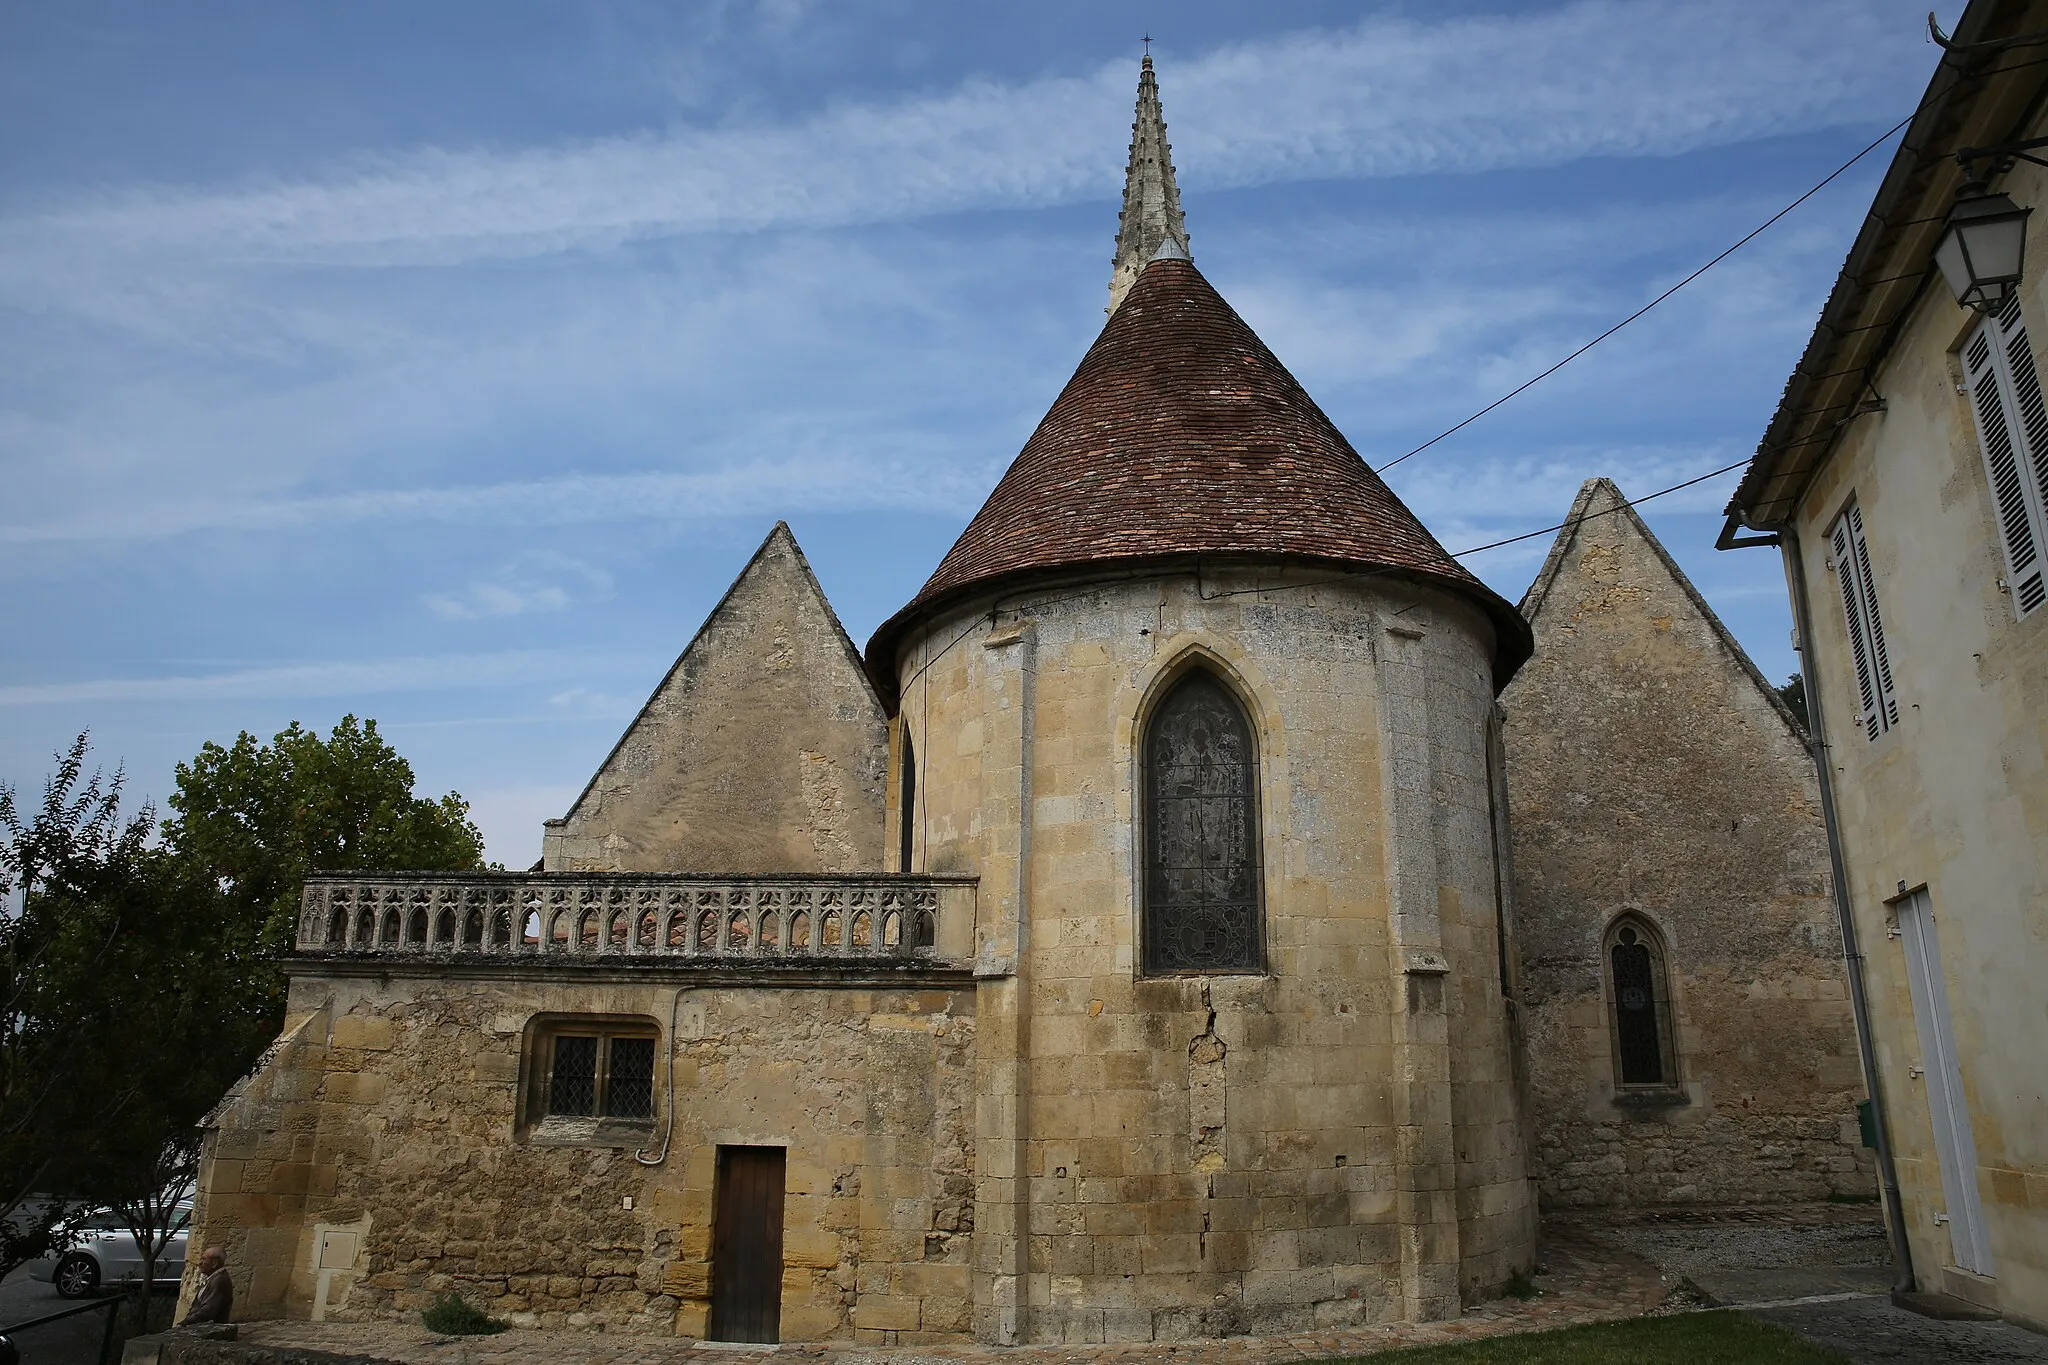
top-left (709, 1145), bottom-right (786, 1342)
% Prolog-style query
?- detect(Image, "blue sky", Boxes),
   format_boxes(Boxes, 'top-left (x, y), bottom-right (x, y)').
top-left (0, 1), bottom-right (1960, 865)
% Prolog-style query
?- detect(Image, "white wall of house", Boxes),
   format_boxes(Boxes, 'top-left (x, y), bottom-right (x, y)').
top-left (1787, 132), bottom-right (2048, 1329)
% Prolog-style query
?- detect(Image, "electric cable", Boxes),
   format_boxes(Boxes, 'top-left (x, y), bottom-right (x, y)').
top-left (1371, 46), bottom-right (2048, 476)
top-left (882, 53), bottom-right (2048, 678)
top-left (887, 455), bottom-right (1751, 644)
top-left (1372, 116), bottom-right (1915, 475)
top-left (1444, 456), bottom-right (1752, 559)
top-left (1186, 456), bottom-right (1753, 603)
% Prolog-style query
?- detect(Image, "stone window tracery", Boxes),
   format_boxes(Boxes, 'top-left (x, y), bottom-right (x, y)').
top-left (1141, 668), bottom-right (1263, 975)
top-left (1606, 916), bottom-right (1677, 1089)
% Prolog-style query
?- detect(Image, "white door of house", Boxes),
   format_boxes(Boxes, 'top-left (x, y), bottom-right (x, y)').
top-left (1896, 888), bottom-right (1995, 1275)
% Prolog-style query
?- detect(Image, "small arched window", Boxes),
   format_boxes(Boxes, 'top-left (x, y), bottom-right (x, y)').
top-left (898, 726), bottom-right (917, 874)
top-left (1607, 917), bottom-right (1677, 1087)
top-left (1142, 669), bottom-right (1262, 975)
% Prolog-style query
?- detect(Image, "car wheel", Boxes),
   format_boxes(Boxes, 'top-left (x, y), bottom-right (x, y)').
top-left (53, 1254), bottom-right (98, 1299)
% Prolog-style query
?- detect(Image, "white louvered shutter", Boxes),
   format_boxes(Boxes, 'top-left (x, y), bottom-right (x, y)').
top-left (1962, 298), bottom-right (2048, 618)
top-left (1830, 501), bottom-right (1899, 740)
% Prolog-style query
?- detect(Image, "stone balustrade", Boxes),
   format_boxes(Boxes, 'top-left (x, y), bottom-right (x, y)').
top-left (296, 873), bottom-right (976, 962)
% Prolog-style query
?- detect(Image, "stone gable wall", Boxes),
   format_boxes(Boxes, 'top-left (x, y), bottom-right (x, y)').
top-left (188, 972), bottom-right (976, 1345)
top-left (545, 524), bottom-right (888, 875)
top-left (1501, 480), bottom-right (1873, 1208)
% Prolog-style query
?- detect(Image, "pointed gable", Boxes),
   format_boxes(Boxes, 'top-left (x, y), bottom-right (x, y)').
top-left (1518, 477), bottom-right (1804, 735)
top-left (867, 256), bottom-right (1531, 687)
top-left (1503, 477), bottom-right (1853, 1210)
top-left (545, 523), bottom-right (889, 874)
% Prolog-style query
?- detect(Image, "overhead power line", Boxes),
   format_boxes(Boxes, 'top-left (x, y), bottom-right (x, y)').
top-left (1372, 114), bottom-right (1917, 475)
top-left (1445, 456), bottom-right (1751, 559)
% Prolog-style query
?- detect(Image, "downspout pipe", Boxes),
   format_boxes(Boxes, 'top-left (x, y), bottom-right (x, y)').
top-left (1782, 524), bottom-right (1916, 1295)
top-left (635, 986), bottom-right (692, 1167)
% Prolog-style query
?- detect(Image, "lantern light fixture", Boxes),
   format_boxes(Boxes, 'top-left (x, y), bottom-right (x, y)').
top-left (1935, 185), bottom-right (2032, 312)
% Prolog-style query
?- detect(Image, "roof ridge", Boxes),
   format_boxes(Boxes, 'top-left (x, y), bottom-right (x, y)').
top-left (560, 523), bottom-right (878, 825)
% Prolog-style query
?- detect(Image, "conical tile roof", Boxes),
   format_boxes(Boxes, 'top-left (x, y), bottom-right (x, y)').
top-left (867, 256), bottom-right (1532, 688)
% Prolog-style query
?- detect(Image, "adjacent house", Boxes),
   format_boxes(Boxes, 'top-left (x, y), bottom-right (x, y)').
top-left (1722, 0), bottom-right (2048, 1330)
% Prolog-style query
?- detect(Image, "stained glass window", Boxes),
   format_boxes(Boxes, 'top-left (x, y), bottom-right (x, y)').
top-left (1608, 921), bottom-right (1673, 1086)
top-left (1143, 671), bottom-right (1261, 974)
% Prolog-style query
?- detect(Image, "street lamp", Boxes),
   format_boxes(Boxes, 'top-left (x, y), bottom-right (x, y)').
top-left (1934, 189), bottom-right (2032, 311)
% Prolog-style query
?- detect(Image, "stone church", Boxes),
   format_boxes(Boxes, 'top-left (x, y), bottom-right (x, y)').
top-left (188, 59), bottom-right (1871, 1347)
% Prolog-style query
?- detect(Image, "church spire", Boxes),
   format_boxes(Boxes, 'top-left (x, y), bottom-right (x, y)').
top-left (1108, 53), bottom-right (1190, 314)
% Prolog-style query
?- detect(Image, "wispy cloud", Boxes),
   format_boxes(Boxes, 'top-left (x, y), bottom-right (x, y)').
top-left (423, 550), bottom-right (614, 620)
top-left (0, 454), bottom-right (991, 544)
top-left (0, 1), bottom-right (1922, 855)
top-left (0, 651), bottom-right (638, 708)
top-left (0, 1), bottom-right (1926, 274)
top-left (1397, 447), bottom-right (1748, 530)
top-left (545, 687), bottom-right (643, 718)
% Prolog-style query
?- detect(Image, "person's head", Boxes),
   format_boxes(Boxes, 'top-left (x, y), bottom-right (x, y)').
top-left (199, 1248), bottom-right (224, 1274)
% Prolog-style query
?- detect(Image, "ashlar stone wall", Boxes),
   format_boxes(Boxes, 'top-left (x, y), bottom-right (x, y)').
top-left (890, 566), bottom-right (1535, 1344)
top-left (544, 523), bottom-right (889, 874)
top-left (1501, 478), bottom-right (1874, 1208)
top-left (187, 969), bottom-right (977, 1346)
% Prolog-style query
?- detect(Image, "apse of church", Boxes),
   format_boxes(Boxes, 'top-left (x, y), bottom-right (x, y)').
top-left (190, 56), bottom-right (1549, 1346)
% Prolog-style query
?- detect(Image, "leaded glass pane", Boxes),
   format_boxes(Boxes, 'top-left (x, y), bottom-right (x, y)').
top-left (1611, 930), bottom-right (1665, 1085)
top-left (605, 1037), bottom-right (655, 1119)
top-left (550, 1035), bottom-right (598, 1116)
top-left (1144, 672), bottom-right (1261, 973)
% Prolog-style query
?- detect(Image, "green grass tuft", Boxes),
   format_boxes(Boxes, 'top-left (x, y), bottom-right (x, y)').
top-left (421, 1291), bottom-right (509, 1336)
top-left (1310, 1311), bottom-right (1848, 1364)
top-left (1500, 1269), bottom-right (1539, 1300)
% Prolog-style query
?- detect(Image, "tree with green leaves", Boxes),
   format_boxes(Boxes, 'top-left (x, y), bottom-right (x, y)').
top-left (58, 849), bottom-right (278, 1325)
top-left (0, 737), bottom-right (277, 1322)
top-left (1776, 674), bottom-right (1810, 733)
top-left (165, 714), bottom-right (487, 979)
top-left (0, 736), bottom-right (153, 1279)
top-left (0, 718), bottom-right (485, 1319)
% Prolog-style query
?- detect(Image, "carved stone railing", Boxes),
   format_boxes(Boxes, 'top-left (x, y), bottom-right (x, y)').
top-left (296, 873), bottom-right (976, 963)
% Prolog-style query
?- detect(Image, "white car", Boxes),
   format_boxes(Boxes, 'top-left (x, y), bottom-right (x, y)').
top-left (26, 1207), bottom-right (189, 1298)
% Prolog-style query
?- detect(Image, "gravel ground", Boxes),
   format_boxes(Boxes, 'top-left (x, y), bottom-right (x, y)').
top-left (1576, 1205), bottom-right (2048, 1365)
top-left (1593, 1209), bottom-right (1892, 1307)
top-left (1749, 1296), bottom-right (2048, 1365)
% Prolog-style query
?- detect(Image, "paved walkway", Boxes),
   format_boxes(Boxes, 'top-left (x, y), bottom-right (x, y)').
top-left (208, 1206), bottom-right (2048, 1365)
top-left (237, 1223), bottom-right (1670, 1363)
top-left (1579, 1204), bottom-right (2048, 1365)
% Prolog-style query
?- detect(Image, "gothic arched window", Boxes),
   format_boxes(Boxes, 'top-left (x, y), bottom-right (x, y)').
top-left (898, 726), bottom-right (917, 873)
top-left (1607, 917), bottom-right (1677, 1087)
top-left (1142, 669), bottom-right (1262, 975)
